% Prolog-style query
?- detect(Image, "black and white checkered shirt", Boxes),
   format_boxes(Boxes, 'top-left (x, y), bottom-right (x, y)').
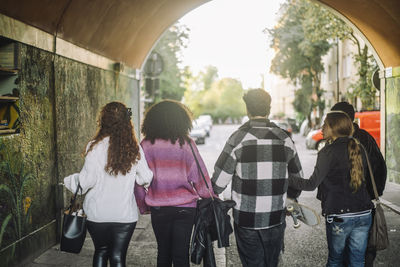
top-left (211, 119), bottom-right (303, 229)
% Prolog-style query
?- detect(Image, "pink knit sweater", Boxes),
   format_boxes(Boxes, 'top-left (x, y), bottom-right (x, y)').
top-left (134, 139), bottom-right (215, 213)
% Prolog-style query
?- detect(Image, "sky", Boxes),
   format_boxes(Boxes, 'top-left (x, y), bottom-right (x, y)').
top-left (178, 0), bottom-right (285, 89)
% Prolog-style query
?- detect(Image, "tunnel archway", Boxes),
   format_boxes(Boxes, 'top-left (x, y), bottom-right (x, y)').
top-left (0, 0), bottom-right (399, 182)
top-left (0, 1), bottom-right (398, 68)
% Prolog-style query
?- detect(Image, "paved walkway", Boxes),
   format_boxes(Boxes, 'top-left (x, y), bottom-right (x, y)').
top-left (381, 181), bottom-right (400, 215)
top-left (27, 213), bottom-right (228, 267)
top-left (26, 181), bottom-right (400, 267)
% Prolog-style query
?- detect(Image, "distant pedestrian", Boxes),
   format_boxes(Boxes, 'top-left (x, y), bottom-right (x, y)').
top-left (64, 102), bottom-right (153, 267)
top-left (331, 101), bottom-right (387, 266)
top-left (135, 100), bottom-right (216, 267)
top-left (289, 111), bottom-right (374, 266)
top-left (211, 89), bottom-right (303, 267)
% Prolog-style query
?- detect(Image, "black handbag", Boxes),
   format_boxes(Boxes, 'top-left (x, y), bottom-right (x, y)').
top-left (188, 141), bottom-right (235, 267)
top-left (361, 144), bottom-right (389, 251)
top-left (60, 182), bottom-right (87, 254)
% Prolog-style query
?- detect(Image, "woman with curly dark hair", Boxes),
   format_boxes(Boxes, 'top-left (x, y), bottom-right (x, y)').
top-left (135, 100), bottom-right (216, 267)
top-left (64, 102), bottom-right (153, 267)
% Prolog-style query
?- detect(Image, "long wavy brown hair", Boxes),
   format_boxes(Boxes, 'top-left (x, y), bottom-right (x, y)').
top-left (324, 111), bottom-right (363, 191)
top-left (85, 102), bottom-right (140, 176)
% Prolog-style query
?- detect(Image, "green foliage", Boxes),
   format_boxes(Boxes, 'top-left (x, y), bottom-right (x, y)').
top-left (199, 65), bottom-right (219, 91)
top-left (299, 2), bottom-right (378, 110)
top-left (268, 0), bottom-right (378, 122)
top-left (347, 46), bottom-right (378, 110)
top-left (293, 76), bottom-right (312, 120)
top-left (267, 0), bottom-right (330, 123)
top-left (184, 70), bottom-right (246, 122)
top-left (0, 140), bottom-right (34, 249)
top-left (145, 23), bottom-right (189, 104)
top-left (0, 214), bottom-right (12, 248)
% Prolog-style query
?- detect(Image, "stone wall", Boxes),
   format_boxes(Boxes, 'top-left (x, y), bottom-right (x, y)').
top-left (386, 67), bottom-right (400, 184)
top-left (0, 43), bottom-right (140, 266)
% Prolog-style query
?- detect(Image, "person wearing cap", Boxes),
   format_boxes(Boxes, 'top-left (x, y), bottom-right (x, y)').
top-left (331, 101), bottom-right (387, 267)
top-left (289, 111), bottom-right (374, 266)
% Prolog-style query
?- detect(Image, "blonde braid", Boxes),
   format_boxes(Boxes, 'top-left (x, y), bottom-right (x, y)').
top-left (348, 137), bottom-right (364, 192)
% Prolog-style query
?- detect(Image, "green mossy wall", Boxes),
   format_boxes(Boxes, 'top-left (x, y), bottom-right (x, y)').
top-left (0, 43), bottom-right (140, 265)
top-left (54, 57), bottom-right (139, 179)
top-left (386, 67), bottom-right (400, 184)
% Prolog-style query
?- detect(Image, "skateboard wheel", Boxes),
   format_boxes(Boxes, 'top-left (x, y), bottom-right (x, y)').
top-left (287, 205), bottom-right (294, 212)
top-left (293, 222), bottom-right (300, 228)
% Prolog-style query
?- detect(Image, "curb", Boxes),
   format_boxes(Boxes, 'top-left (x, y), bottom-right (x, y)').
top-left (380, 198), bottom-right (400, 215)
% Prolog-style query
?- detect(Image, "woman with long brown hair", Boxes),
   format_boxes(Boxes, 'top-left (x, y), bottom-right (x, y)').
top-left (64, 102), bottom-right (153, 267)
top-left (288, 111), bottom-right (373, 266)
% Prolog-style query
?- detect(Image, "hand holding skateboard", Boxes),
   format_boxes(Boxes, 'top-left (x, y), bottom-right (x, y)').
top-left (286, 198), bottom-right (320, 228)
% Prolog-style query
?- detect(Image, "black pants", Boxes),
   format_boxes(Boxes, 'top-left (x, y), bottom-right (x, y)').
top-left (86, 221), bottom-right (136, 267)
top-left (150, 206), bottom-right (196, 267)
top-left (234, 222), bottom-right (286, 267)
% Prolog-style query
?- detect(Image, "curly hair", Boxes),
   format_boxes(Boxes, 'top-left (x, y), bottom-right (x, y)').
top-left (325, 111), bottom-right (363, 192)
top-left (86, 102), bottom-right (140, 176)
top-left (141, 100), bottom-right (193, 146)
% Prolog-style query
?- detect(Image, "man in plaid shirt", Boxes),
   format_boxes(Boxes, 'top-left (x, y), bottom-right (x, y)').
top-left (211, 89), bottom-right (303, 267)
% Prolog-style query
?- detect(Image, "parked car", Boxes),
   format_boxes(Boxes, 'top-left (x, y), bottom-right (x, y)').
top-left (197, 115), bottom-right (213, 137)
top-left (287, 118), bottom-right (300, 133)
top-left (190, 120), bottom-right (207, 144)
top-left (241, 116), bottom-right (249, 124)
top-left (305, 111), bottom-right (381, 150)
top-left (305, 129), bottom-right (325, 150)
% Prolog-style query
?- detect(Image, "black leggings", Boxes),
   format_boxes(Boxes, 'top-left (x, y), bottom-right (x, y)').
top-left (151, 206), bottom-right (196, 267)
top-left (87, 221), bottom-right (136, 267)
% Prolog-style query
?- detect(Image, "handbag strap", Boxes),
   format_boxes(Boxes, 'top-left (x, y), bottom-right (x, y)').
top-left (68, 182), bottom-right (84, 212)
top-left (188, 140), bottom-right (214, 200)
top-left (359, 142), bottom-right (380, 202)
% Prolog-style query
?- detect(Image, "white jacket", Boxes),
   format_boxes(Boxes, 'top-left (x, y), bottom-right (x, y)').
top-left (64, 137), bottom-right (153, 223)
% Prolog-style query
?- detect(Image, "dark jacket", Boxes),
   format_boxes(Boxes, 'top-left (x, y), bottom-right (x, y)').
top-left (190, 198), bottom-right (235, 267)
top-left (353, 123), bottom-right (387, 198)
top-left (289, 137), bottom-right (373, 216)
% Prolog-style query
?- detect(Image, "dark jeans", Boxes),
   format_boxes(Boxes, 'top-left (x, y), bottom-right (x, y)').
top-left (234, 222), bottom-right (286, 267)
top-left (150, 206), bottom-right (196, 267)
top-left (87, 221), bottom-right (136, 267)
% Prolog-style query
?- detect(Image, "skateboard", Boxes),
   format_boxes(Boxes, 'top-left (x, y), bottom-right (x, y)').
top-left (286, 198), bottom-right (320, 228)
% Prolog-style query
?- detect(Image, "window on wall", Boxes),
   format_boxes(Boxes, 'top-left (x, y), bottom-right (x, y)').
top-left (0, 37), bottom-right (20, 136)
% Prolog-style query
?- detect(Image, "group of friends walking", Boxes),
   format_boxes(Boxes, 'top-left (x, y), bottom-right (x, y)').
top-left (63, 88), bottom-right (386, 267)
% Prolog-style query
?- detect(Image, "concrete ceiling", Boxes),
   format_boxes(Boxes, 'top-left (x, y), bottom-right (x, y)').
top-left (0, 0), bottom-right (399, 68)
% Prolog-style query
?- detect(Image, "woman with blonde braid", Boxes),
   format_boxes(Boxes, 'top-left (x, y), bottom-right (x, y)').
top-left (289, 111), bottom-right (373, 266)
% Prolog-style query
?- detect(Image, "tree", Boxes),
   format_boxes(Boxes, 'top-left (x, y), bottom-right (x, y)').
top-left (183, 68), bottom-right (246, 122)
top-left (199, 65), bottom-right (219, 91)
top-left (144, 23), bottom-right (189, 104)
top-left (209, 78), bottom-right (246, 123)
top-left (303, 1), bottom-right (378, 110)
top-left (267, 0), bottom-right (331, 126)
top-left (292, 75), bottom-right (313, 123)
top-left (268, 0), bottom-right (378, 124)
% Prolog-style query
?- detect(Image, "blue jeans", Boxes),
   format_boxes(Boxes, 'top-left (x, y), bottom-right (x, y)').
top-left (234, 222), bottom-right (285, 267)
top-left (325, 212), bottom-right (372, 267)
